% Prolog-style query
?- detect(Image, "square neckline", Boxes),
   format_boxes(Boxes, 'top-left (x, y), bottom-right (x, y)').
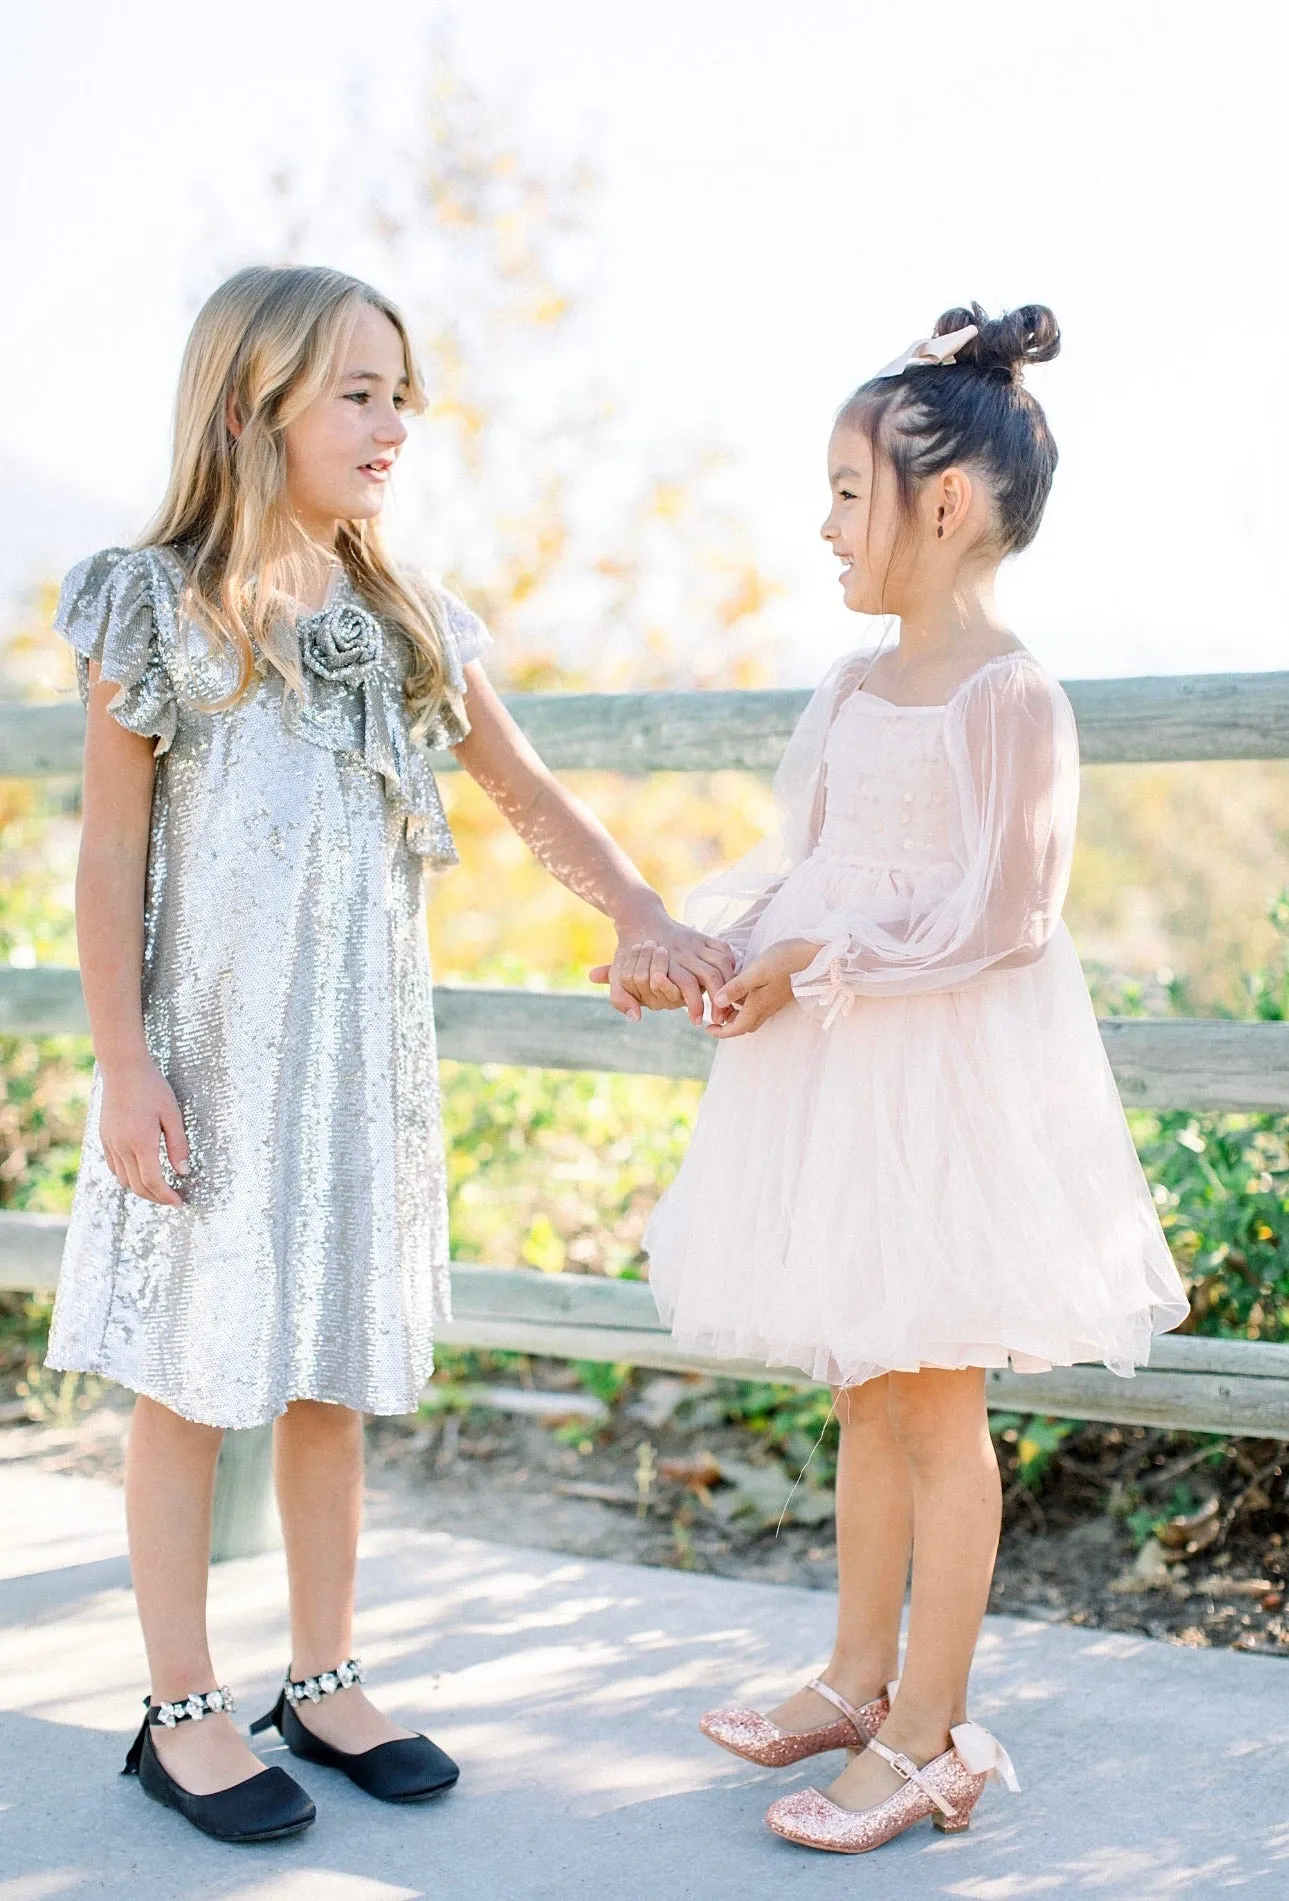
top-left (848, 647), bottom-right (1033, 714)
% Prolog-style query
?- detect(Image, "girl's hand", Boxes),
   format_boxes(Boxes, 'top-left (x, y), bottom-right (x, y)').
top-left (590, 922), bottom-right (737, 1024)
top-left (99, 1059), bottom-right (190, 1206)
top-left (707, 937), bottom-right (823, 1038)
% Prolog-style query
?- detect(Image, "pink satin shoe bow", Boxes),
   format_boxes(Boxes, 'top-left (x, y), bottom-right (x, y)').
top-left (873, 323), bottom-right (979, 379)
top-left (950, 1720), bottom-right (1021, 1792)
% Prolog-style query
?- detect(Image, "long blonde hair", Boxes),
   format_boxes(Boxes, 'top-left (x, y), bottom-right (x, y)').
top-left (142, 265), bottom-right (453, 726)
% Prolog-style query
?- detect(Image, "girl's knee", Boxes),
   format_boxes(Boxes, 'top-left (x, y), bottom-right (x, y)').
top-left (133, 1392), bottom-right (224, 1448)
top-left (276, 1399), bottom-right (363, 1441)
top-left (833, 1374), bottom-right (895, 1433)
top-left (885, 1370), bottom-right (987, 1464)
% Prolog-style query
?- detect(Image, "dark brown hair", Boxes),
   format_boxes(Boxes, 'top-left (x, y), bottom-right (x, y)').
top-left (840, 302), bottom-right (1061, 555)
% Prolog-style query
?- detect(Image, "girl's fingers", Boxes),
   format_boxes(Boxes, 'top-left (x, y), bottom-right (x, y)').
top-left (666, 965), bottom-right (703, 1023)
top-left (159, 1101), bottom-right (190, 1177)
top-left (643, 945), bottom-right (681, 1007)
top-left (610, 964), bottom-right (641, 1020)
top-left (703, 938), bottom-right (738, 980)
top-left (588, 964), bottom-right (611, 986)
top-left (685, 954), bottom-right (734, 997)
top-left (136, 1146), bottom-right (183, 1208)
top-left (118, 1149), bottom-right (150, 1201)
top-left (632, 942), bottom-right (660, 989)
top-left (714, 976), bottom-right (749, 1012)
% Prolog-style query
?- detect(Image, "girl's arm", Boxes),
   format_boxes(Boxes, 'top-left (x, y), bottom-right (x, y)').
top-left (78, 667), bottom-right (189, 1203)
top-left (451, 664), bottom-right (735, 1022)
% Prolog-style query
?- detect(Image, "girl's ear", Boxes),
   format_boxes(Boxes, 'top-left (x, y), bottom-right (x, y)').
top-left (933, 466), bottom-right (974, 541)
top-left (225, 391), bottom-right (244, 441)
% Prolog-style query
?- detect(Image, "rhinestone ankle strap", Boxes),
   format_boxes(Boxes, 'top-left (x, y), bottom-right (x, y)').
top-left (284, 1657), bottom-right (364, 1705)
top-left (149, 1686), bottom-right (235, 1728)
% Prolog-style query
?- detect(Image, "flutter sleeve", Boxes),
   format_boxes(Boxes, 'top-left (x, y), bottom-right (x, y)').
top-left (54, 545), bottom-right (184, 756)
top-left (436, 587), bottom-right (492, 672)
top-left (790, 654), bottom-right (1080, 1015)
top-left (403, 581), bottom-right (494, 752)
top-left (683, 650), bottom-right (875, 960)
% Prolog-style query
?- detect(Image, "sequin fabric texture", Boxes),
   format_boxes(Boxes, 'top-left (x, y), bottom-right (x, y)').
top-left (45, 546), bottom-right (491, 1428)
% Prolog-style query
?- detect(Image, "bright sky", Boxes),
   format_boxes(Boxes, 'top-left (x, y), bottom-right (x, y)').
top-left (0, 0), bottom-right (1282, 683)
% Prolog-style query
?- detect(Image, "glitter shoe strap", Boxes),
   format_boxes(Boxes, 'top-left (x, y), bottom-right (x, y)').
top-left (804, 1678), bottom-right (875, 1742)
top-left (146, 1686), bottom-right (236, 1729)
top-left (864, 1736), bottom-right (959, 1818)
top-left (283, 1657), bottom-right (364, 1706)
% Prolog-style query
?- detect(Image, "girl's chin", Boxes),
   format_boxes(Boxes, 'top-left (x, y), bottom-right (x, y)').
top-left (344, 492), bottom-right (388, 521)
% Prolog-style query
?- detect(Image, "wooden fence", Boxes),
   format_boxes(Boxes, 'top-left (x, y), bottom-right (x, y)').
top-left (3, 671), bottom-right (1289, 1556)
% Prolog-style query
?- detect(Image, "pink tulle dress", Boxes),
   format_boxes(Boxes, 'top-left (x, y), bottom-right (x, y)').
top-left (643, 644), bottom-right (1190, 1388)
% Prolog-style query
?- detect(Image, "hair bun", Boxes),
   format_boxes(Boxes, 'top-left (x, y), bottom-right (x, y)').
top-left (934, 302), bottom-right (1060, 376)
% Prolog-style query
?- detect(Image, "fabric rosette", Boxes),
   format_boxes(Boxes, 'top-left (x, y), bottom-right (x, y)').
top-left (299, 601), bottom-right (383, 684)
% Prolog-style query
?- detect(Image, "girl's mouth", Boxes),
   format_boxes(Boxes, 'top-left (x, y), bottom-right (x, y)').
top-left (359, 459), bottom-right (394, 482)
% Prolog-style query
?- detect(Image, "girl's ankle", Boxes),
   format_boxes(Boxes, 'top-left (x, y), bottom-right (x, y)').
top-left (821, 1663), bottom-right (898, 1706)
top-left (875, 1708), bottom-right (959, 1762)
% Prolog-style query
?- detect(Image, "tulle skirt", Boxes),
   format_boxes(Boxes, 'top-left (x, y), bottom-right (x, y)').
top-left (644, 860), bottom-right (1190, 1388)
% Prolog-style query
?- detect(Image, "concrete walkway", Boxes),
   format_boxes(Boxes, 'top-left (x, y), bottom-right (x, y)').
top-left (2, 1463), bottom-right (1287, 1900)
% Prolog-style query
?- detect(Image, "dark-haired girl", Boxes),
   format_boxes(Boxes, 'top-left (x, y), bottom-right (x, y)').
top-left (625, 306), bottom-right (1189, 1853)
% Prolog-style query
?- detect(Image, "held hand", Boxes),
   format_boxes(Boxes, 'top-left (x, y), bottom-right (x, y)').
top-left (98, 1059), bottom-right (190, 1206)
top-left (590, 920), bottom-right (737, 1023)
top-left (707, 938), bottom-right (824, 1039)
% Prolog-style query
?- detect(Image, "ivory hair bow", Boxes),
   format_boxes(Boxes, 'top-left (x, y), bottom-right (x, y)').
top-left (873, 323), bottom-right (979, 379)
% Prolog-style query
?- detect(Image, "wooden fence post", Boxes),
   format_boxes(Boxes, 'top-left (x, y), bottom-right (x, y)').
top-left (210, 1425), bottom-right (279, 1562)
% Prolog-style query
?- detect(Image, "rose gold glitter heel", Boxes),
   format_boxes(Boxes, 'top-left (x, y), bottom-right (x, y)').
top-left (764, 1721), bottom-right (1019, 1854)
top-left (699, 1677), bottom-right (893, 1768)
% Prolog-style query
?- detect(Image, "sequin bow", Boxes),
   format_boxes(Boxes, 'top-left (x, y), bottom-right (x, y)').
top-left (299, 601), bottom-right (383, 684)
top-left (873, 323), bottom-right (979, 380)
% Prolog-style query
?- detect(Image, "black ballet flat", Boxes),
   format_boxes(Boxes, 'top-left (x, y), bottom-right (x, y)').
top-left (123, 1687), bottom-right (316, 1844)
top-left (251, 1659), bottom-right (459, 1805)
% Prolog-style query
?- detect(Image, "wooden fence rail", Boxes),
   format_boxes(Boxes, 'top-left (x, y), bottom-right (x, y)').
top-left (6, 670), bottom-right (1289, 777)
top-left (5, 970), bottom-right (1289, 1114)
top-left (3, 675), bottom-right (1289, 1557)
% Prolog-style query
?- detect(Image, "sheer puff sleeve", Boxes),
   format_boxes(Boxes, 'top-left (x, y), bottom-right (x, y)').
top-left (54, 546), bottom-right (184, 756)
top-left (791, 654), bottom-right (1080, 1016)
top-left (682, 650), bottom-right (875, 960)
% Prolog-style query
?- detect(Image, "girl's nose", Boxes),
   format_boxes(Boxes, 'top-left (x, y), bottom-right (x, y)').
top-left (378, 411), bottom-right (408, 447)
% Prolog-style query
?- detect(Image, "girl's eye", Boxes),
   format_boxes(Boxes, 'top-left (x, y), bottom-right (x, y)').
top-left (393, 393), bottom-right (408, 410)
top-left (839, 488), bottom-right (858, 502)
top-left (344, 390), bottom-right (369, 404)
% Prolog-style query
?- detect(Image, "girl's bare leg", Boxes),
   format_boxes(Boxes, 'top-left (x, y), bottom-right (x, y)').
top-left (272, 1399), bottom-right (413, 1750)
top-left (768, 1375), bottom-right (913, 1731)
top-left (125, 1395), bottom-right (265, 1792)
top-left (824, 1366), bottom-right (1001, 1808)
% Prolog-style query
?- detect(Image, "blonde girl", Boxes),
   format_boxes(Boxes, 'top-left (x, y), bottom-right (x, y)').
top-left (49, 265), bottom-right (731, 1843)
top-left (607, 304), bottom-right (1189, 1854)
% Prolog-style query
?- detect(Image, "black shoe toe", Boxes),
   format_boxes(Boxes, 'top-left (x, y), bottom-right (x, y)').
top-left (182, 1765), bottom-right (318, 1841)
top-left (343, 1733), bottom-right (460, 1804)
top-left (135, 1725), bottom-right (316, 1842)
top-left (264, 1692), bottom-right (459, 1804)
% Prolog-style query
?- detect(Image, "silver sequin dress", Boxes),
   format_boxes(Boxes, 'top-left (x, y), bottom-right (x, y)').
top-left (44, 545), bottom-right (490, 1428)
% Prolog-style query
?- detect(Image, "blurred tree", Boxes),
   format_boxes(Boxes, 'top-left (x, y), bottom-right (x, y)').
top-left (237, 38), bottom-right (783, 696)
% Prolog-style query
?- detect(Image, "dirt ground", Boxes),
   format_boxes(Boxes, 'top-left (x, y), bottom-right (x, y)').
top-left (5, 1363), bottom-right (1287, 1661)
